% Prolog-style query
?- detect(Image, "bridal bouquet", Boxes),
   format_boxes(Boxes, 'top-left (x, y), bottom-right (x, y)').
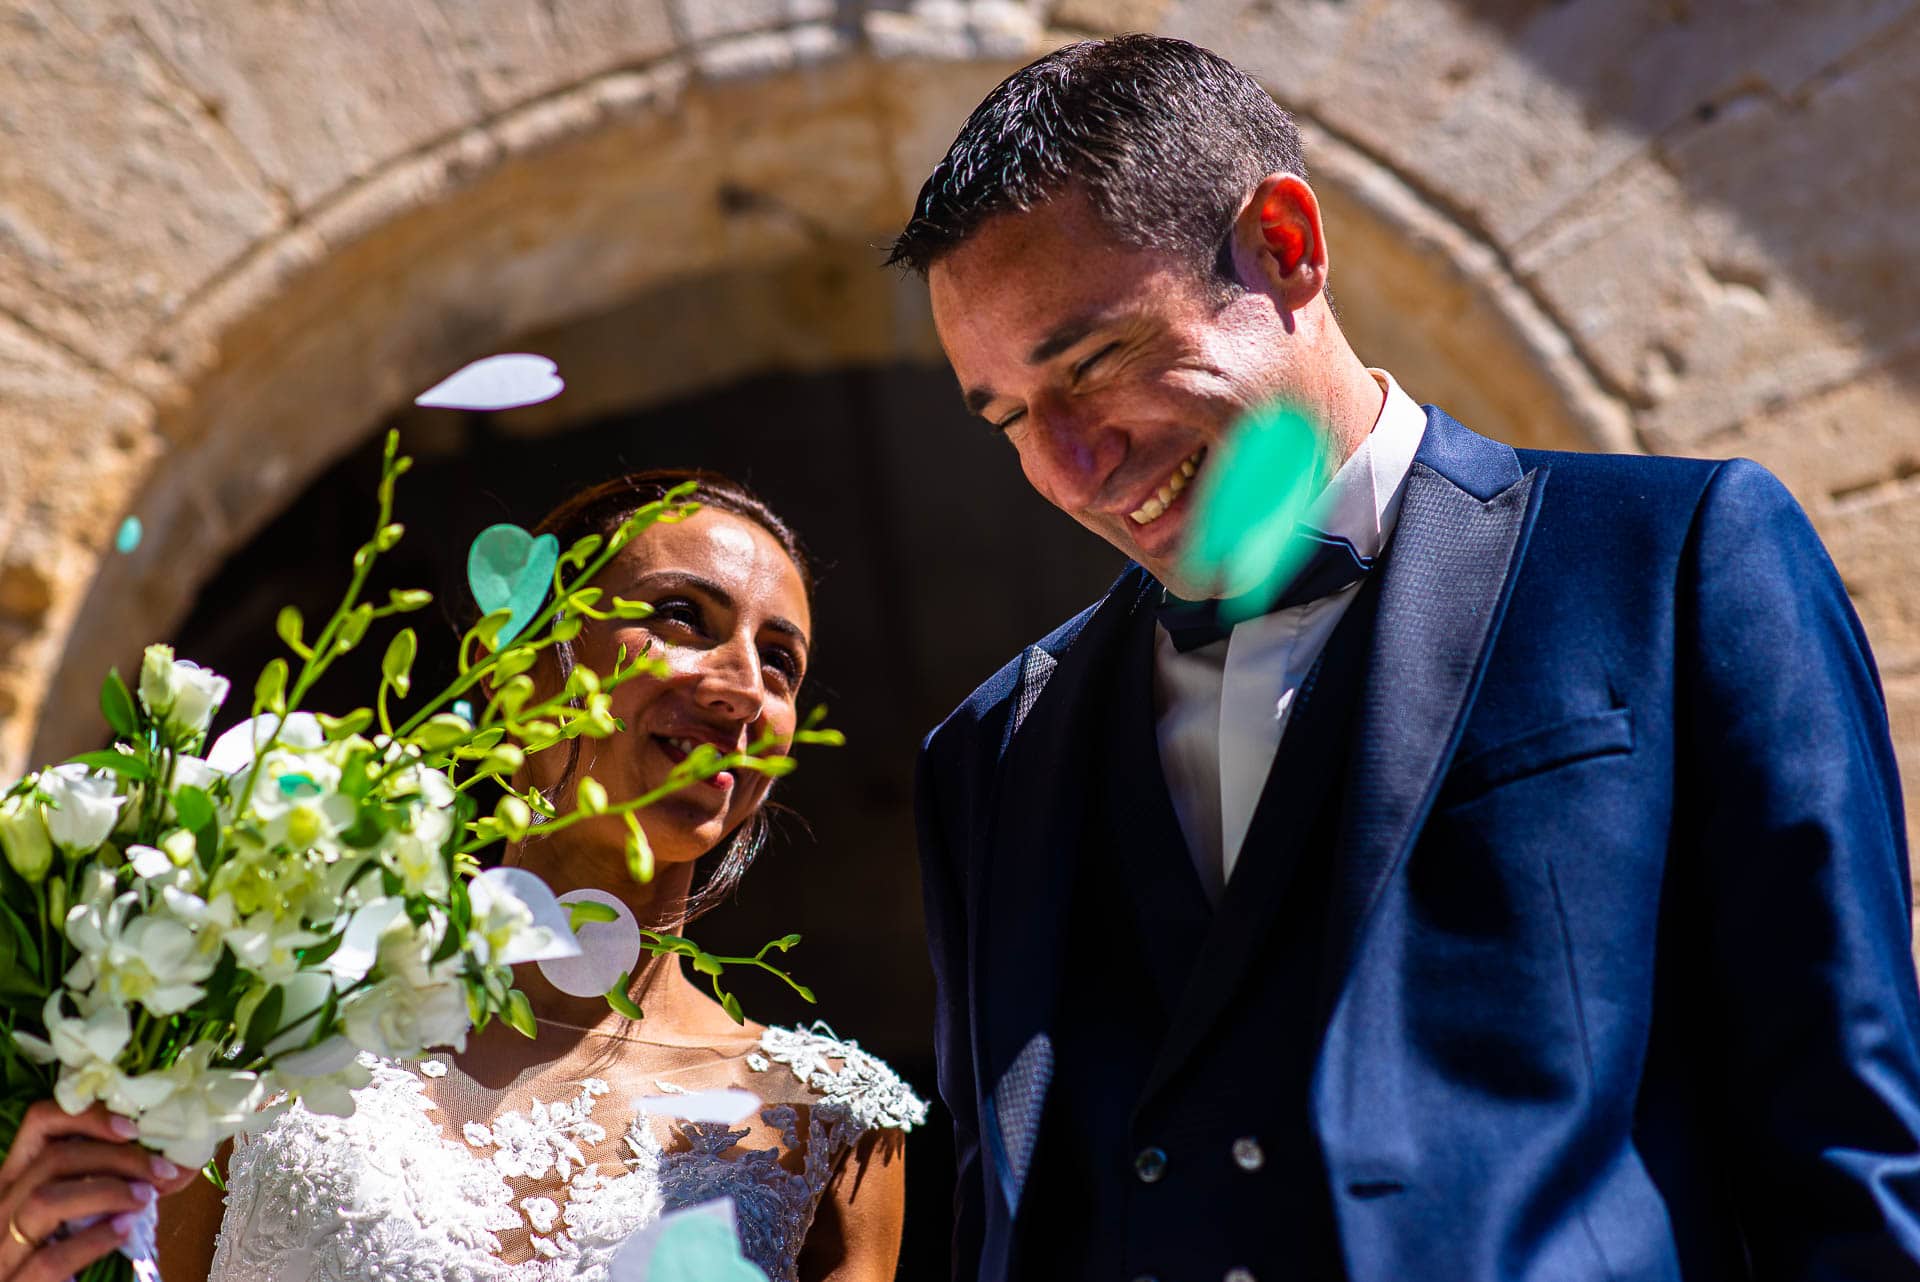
top-left (0, 430), bottom-right (831, 1280)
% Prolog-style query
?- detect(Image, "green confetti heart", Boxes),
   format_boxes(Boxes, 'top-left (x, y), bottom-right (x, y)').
top-left (467, 524), bottom-right (559, 647)
top-left (648, 1211), bottom-right (769, 1282)
top-left (1179, 400), bottom-right (1328, 622)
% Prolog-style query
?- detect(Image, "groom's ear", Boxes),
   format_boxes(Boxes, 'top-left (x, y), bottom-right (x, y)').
top-left (1228, 173), bottom-right (1328, 311)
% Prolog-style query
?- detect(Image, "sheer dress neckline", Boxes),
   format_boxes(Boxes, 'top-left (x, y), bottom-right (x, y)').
top-left (207, 1022), bottom-right (926, 1282)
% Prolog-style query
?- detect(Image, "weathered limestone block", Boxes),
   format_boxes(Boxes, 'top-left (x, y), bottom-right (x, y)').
top-left (128, 0), bottom-right (677, 208)
top-left (1514, 12), bottom-right (1920, 444)
top-left (0, 5), bottom-right (282, 367)
top-left (0, 314), bottom-right (155, 770)
top-left (1687, 349), bottom-right (1920, 517)
top-left (1819, 486), bottom-right (1920, 680)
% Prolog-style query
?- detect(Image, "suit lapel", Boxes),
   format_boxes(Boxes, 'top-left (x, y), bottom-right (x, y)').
top-left (1322, 409), bottom-right (1547, 992)
top-left (973, 565), bottom-right (1156, 1208)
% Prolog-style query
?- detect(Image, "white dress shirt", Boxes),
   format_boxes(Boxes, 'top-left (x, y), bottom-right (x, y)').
top-left (1153, 370), bottom-right (1428, 903)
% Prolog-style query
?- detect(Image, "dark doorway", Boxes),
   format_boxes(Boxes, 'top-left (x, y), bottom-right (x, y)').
top-left (172, 361), bottom-right (1121, 1277)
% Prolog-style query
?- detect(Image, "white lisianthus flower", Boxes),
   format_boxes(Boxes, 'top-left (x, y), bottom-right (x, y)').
top-left (138, 645), bottom-right (230, 741)
top-left (38, 764), bottom-right (123, 855)
top-left (65, 890), bottom-right (218, 1016)
top-left (0, 789), bottom-right (54, 883)
top-left (267, 1037), bottom-right (371, 1118)
top-left (133, 1044), bottom-right (266, 1168)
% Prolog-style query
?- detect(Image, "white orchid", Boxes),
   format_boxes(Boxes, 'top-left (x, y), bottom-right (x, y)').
top-left (137, 645), bottom-right (230, 741)
top-left (338, 912), bottom-right (470, 1058)
top-left (65, 889), bottom-right (217, 1016)
top-left (132, 1044), bottom-right (266, 1168)
top-left (267, 1036), bottom-right (371, 1118)
top-left (225, 912), bottom-right (327, 988)
top-left (467, 867), bottom-right (581, 968)
top-left (127, 833), bottom-right (203, 896)
top-left (0, 789), bottom-right (54, 883)
top-left (38, 763), bottom-right (123, 855)
top-left (11, 995), bottom-right (177, 1119)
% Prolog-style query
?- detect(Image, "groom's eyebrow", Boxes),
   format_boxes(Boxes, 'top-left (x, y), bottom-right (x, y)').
top-left (960, 310), bottom-right (1126, 414)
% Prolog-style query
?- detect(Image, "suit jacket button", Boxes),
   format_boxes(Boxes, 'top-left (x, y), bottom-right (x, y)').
top-left (1224, 1270), bottom-right (1257, 1282)
top-left (1230, 1136), bottom-right (1265, 1172)
top-left (1133, 1146), bottom-right (1169, 1183)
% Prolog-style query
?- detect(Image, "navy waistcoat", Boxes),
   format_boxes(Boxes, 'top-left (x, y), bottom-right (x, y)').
top-left (1019, 577), bottom-right (1382, 1281)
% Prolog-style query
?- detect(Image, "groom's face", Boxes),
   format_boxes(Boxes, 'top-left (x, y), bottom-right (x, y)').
top-left (929, 190), bottom-right (1297, 596)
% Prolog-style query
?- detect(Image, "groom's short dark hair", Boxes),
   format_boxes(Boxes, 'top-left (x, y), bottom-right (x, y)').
top-left (885, 34), bottom-right (1306, 282)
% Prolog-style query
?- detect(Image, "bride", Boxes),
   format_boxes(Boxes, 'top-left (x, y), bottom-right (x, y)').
top-left (155, 471), bottom-right (925, 1281)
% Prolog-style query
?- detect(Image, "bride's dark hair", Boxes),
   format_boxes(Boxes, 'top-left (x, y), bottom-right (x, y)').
top-left (522, 470), bottom-right (815, 922)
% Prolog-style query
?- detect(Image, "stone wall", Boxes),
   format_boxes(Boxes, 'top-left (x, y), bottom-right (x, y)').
top-left (3, 0), bottom-right (1918, 864)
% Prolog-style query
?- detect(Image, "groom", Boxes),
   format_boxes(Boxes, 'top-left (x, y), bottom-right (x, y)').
top-left (897, 34), bottom-right (1920, 1282)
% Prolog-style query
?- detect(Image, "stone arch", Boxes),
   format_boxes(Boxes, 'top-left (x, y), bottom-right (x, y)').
top-left (14, 31), bottom-right (1616, 771)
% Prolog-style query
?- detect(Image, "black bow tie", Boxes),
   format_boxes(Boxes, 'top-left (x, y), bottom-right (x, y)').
top-left (1157, 528), bottom-right (1376, 653)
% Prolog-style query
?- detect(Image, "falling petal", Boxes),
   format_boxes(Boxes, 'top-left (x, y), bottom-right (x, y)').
top-left (115, 516), bottom-right (143, 553)
top-left (415, 354), bottom-right (564, 411)
top-left (634, 1088), bottom-right (762, 1125)
top-left (1179, 400), bottom-right (1328, 621)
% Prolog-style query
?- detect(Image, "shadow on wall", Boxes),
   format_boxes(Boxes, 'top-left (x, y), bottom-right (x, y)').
top-left (168, 360), bottom-right (1123, 1278)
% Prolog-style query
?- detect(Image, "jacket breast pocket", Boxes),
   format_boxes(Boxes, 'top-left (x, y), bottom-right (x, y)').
top-left (1440, 707), bottom-right (1635, 807)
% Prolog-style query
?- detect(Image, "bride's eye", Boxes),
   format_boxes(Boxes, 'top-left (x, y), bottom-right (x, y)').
top-left (761, 644), bottom-right (803, 688)
top-left (648, 597), bottom-right (707, 637)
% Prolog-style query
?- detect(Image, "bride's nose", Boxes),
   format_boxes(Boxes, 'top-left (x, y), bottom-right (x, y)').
top-left (693, 633), bottom-right (767, 723)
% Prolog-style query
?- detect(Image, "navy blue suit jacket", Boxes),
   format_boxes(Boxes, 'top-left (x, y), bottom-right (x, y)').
top-left (916, 408), bottom-right (1920, 1280)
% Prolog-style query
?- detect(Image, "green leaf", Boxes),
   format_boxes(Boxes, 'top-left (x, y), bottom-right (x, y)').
top-left (99, 670), bottom-right (138, 738)
top-left (771, 934), bottom-right (801, 953)
top-left (254, 658), bottom-right (289, 715)
top-left (276, 605), bottom-right (306, 656)
top-left (244, 984), bottom-right (284, 1053)
top-left (66, 750), bottom-right (150, 781)
top-left (720, 991), bottom-right (744, 1025)
top-left (604, 975), bottom-right (644, 1021)
top-left (568, 901), bottom-right (620, 931)
top-left (316, 709), bottom-right (375, 740)
top-left (173, 785), bottom-right (216, 834)
top-left (503, 988), bottom-right (537, 1039)
top-left (296, 931), bottom-right (344, 967)
top-left (690, 953), bottom-right (723, 977)
top-left (0, 893), bottom-right (30, 980)
top-left (381, 628), bottom-right (417, 698)
top-left (793, 984), bottom-right (816, 1004)
top-left (608, 597), bottom-right (654, 620)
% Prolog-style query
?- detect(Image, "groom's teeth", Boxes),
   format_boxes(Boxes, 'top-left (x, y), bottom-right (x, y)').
top-left (1129, 451), bottom-right (1204, 526)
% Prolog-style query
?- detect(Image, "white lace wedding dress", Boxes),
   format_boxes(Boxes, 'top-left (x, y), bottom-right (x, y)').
top-left (206, 1023), bottom-right (926, 1282)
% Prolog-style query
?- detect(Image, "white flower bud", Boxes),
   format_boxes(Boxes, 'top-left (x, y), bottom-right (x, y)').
top-left (138, 645), bottom-right (230, 740)
top-left (0, 792), bottom-right (54, 883)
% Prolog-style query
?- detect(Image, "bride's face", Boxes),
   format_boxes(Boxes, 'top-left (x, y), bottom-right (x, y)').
top-left (536, 507), bottom-right (812, 866)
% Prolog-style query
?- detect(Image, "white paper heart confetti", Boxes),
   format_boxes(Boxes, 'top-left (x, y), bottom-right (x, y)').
top-left (635, 1088), bottom-right (763, 1125)
top-left (415, 353), bottom-right (565, 411)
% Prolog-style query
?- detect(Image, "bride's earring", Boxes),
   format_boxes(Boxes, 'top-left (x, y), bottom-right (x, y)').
top-left (539, 889), bottom-right (643, 999)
